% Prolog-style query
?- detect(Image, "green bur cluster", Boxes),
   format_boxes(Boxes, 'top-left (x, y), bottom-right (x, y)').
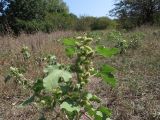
top-left (75, 36), bottom-right (94, 86)
top-left (21, 46), bottom-right (31, 60)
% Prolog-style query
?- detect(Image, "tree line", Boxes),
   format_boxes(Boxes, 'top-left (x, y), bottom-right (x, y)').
top-left (110, 0), bottom-right (160, 29)
top-left (0, 0), bottom-right (160, 35)
top-left (0, 0), bottom-right (115, 35)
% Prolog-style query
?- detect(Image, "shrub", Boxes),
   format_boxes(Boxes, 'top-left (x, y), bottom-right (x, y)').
top-left (107, 30), bottom-right (128, 54)
top-left (15, 19), bottom-right (42, 34)
top-left (75, 16), bottom-right (117, 31)
top-left (127, 32), bottom-right (145, 49)
top-left (75, 16), bottom-right (96, 31)
top-left (91, 17), bottom-right (114, 30)
top-left (153, 13), bottom-right (160, 26)
top-left (13, 13), bottom-right (78, 34)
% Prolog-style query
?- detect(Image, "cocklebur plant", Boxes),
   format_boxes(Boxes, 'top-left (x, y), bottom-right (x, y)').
top-left (5, 51), bottom-right (31, 88)
top-left (7, 67), bottom-right (30, 87)
top-left (62, 36), bottom-right (119, 119)
top-left (115, 39), bottom-right (128, 54)
top-left (6, 36), bottom-right (119, 120)
top-left (127, 32), bottom-right (144, 49)
top-left (21, 45), bottom-right (30, 60)
top-left (107, 31), bottom-right (128, 54)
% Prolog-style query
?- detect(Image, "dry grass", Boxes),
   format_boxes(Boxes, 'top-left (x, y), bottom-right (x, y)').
top-left (89, 26), bottom-right (160, 120)
top-left (0, 27), bottom-right (160, 120)
top-left (0, 31), bottom-right (75, 120)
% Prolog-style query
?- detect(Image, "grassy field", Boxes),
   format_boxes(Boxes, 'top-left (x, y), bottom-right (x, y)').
top-left (0, 26), bottom-right (160, 120)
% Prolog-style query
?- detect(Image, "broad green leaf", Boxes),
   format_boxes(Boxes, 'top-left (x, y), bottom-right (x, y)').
top-left (96, 111), bottom-right (103, 117)
top-left (18, 95), bottom-right (35, 107)
top-left (99, 65), bottom-right (117, 87)
top-left (86, 93), bottom-right (101, 103)
top-left (43, 65), bottom-right (60, 74)
top-left (41, 96), bottom-right (52, 106)
top-left (33, 79), bottom-right (44, 93)
top-left (60, 102), bottom-right (80, 113)
top-left (43, 69), bottom-right (72, 91)
top-left (85, 105), bottom-right (96, 116)
top-left (101, 74), bottom-right (116, 87)
top-left (65, 47), bottom-right (75, 57)
top-left (106, 118), bottom-right (111, 120)
top-left (86, 93), bottom-right (93, 100)
top-left (98, 106), bottom-right (112, 118)
top-left (90, 95), bottom-right (101, 103)
top-left (95, 111), bottom-right (103, 120)
top-left (63, 38), bottom-right (76, 46)
top-left (96, 46), bottom-right (119, 57)
top-left (100, 65), bottom-right (116, 74)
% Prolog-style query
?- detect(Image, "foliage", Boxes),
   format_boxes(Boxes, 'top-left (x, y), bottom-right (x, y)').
top-left (107, 30), bottom-right (145, 54)
top-left (127, 32), bottom-right (145, 49)
top-left (46, 0), bottom-right (69, 14)
top-left (91, 17), bottom-right (116, 30)
top-left (21, 46), bottom-right (31, 60)
top-left (7, 0), bottom-right (46, 21)
top-left (110, 0), bottom-right (160, 29)
top-left (75, 16), bottom-right (116, 31)
top-left (75, 16), bottom-right (96, 31)
top-left (0, 0), bottom-right (74, 34)
top-left (107, 30), bottom-right (128, 54)
top-left (6, 36), bottom-right (119, 119)
top-left (0, 0), bottom-right (117, 34)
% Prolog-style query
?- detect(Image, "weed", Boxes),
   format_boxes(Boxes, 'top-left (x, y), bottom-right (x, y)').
top-left (6, 36), bottom-right (118, 120)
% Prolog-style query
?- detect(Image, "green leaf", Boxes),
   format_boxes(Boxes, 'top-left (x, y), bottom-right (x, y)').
top-left (86, 93), bottom-right (93, 100)
top-left (43, 67), bottom-right (72, 91)
top-left (86, 93), bottom-right (101, 103)
top-left (65, 47), bottom-right (75, 57)
top-left (95, 111), bottom-right (103, 120)
top-left (101, 74), bottom-right (116, 87)
top-left (43, 65), bottom-right (59, 74)
top-left (90, 95), bottom-right (101, 103)
top-left (41, 96), bottom-right (52, 106)
top-left (63, 38), bottom-right (76, 46)
top-left (60, 102), bottom-right (80, 113)
top-left (33, 79), bottom-right (44, 93)
top-left (100, 65), bottom-right (116, 74)
top-left (98, 106), bottom-right (112, 118)
top-left (96, 46), bottom-right (119, 57)
top-left (99, 65), bottom-right (117, 87)
top-left (85, 105), bottom-right (96, 116)
top-left (18, 95), bottom-right (35, 107)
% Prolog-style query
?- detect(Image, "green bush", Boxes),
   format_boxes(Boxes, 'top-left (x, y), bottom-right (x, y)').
top-left (15, 19), bottom-right (42, 33)
top-left (75, 16), bottom-right (117, 31)
top-left (91, 17), bottom-right (114, 30)
top-left (127, 32), bottom-right (145, 49)
top-left (75, 16), bottom-right (96, 31)
top-left (13, 13), bottom-right (78, 34)
top-left (153, 13), bottom-right (160, 26)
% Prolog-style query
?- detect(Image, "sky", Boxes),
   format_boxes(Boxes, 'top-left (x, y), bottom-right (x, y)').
top-left (63, 0), bottom-right (115, 18)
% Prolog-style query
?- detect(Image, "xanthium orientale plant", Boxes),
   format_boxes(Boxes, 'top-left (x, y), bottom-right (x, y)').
top-left (107, 31), bottom-right (128, 54)
top-left (6, 36), bottom-right (119, 120)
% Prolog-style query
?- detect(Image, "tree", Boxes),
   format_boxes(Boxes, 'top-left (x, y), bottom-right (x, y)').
top-left (91, 17), bottom-right (112, 30)
top-left (46, 0), bottom-right (69, 14)
top-left (2, 0), bottom-right (46, 34)
top-left (0, 0), bottom-right (75, 34)
top-left (110, 0), bottom-right (160, 28)
top-left (7, 0), bottom-right (46, 20)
